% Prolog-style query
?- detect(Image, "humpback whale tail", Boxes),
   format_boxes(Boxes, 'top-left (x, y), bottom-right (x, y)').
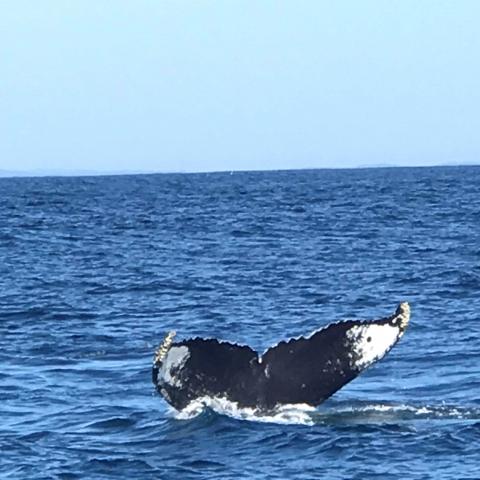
top-left (152, 303), bottom-right (410, 411)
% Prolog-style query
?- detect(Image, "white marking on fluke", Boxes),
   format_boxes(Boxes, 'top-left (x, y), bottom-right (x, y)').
top-left (160, 346), bottom-right (191, 387)
top-left (346, 324), bottom-right (399, 370)
top-left (344, 301), bottom-right (410, 370)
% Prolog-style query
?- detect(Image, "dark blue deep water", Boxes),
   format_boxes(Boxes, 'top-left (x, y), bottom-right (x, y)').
top-left (1, 166), bottom-right (480, 479)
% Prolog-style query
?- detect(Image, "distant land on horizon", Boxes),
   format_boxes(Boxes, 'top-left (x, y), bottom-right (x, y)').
top-left (0, 162), bottom-right (479, 178)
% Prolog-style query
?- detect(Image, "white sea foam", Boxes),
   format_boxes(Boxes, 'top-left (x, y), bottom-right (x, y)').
top-left (351, 403), bottom-right (469, 418)
top-left (169, 399), bottom-right (480, 425)
top-left (316, 403), bottom-right (479, 421)
top-left (170, 396), bottom-right (316, 425)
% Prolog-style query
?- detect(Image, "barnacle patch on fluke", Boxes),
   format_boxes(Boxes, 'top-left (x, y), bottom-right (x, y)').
top-left (154, 330), bottom-right (176, 364)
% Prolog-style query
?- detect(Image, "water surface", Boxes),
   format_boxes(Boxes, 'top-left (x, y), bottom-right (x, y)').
top-left (1, 166), bottom-right (479, 479)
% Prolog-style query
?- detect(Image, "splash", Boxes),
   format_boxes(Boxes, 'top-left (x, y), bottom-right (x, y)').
top-left (168, 397), bottom-right (480, 426)
top-left (169, 396), bottom-right (316, 425)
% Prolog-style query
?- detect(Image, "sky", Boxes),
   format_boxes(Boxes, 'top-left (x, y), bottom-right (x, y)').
top-left (1, 1), bottom-right (480, 174)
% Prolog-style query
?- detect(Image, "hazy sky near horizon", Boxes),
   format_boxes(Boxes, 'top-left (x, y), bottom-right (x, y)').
top-left (1, 1), bottom-right (480, 173)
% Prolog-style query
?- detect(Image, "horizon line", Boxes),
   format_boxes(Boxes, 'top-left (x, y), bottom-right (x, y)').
top-left (0, 162), bottom-right (479, 179)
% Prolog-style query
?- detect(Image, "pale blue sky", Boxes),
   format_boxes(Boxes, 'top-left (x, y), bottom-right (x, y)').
top-left (1, 1), bottom-right (479, 173)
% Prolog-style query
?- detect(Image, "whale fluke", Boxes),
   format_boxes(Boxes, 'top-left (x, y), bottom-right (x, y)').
top-left (152, 303), bottom-right (410, 411)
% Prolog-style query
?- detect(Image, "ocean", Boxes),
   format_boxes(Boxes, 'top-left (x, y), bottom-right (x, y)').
top-left (1, 166), bottom-right (479, 479)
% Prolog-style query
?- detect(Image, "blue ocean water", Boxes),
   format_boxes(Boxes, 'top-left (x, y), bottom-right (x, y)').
top-left (1, 166), bottom-right (479, 479)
